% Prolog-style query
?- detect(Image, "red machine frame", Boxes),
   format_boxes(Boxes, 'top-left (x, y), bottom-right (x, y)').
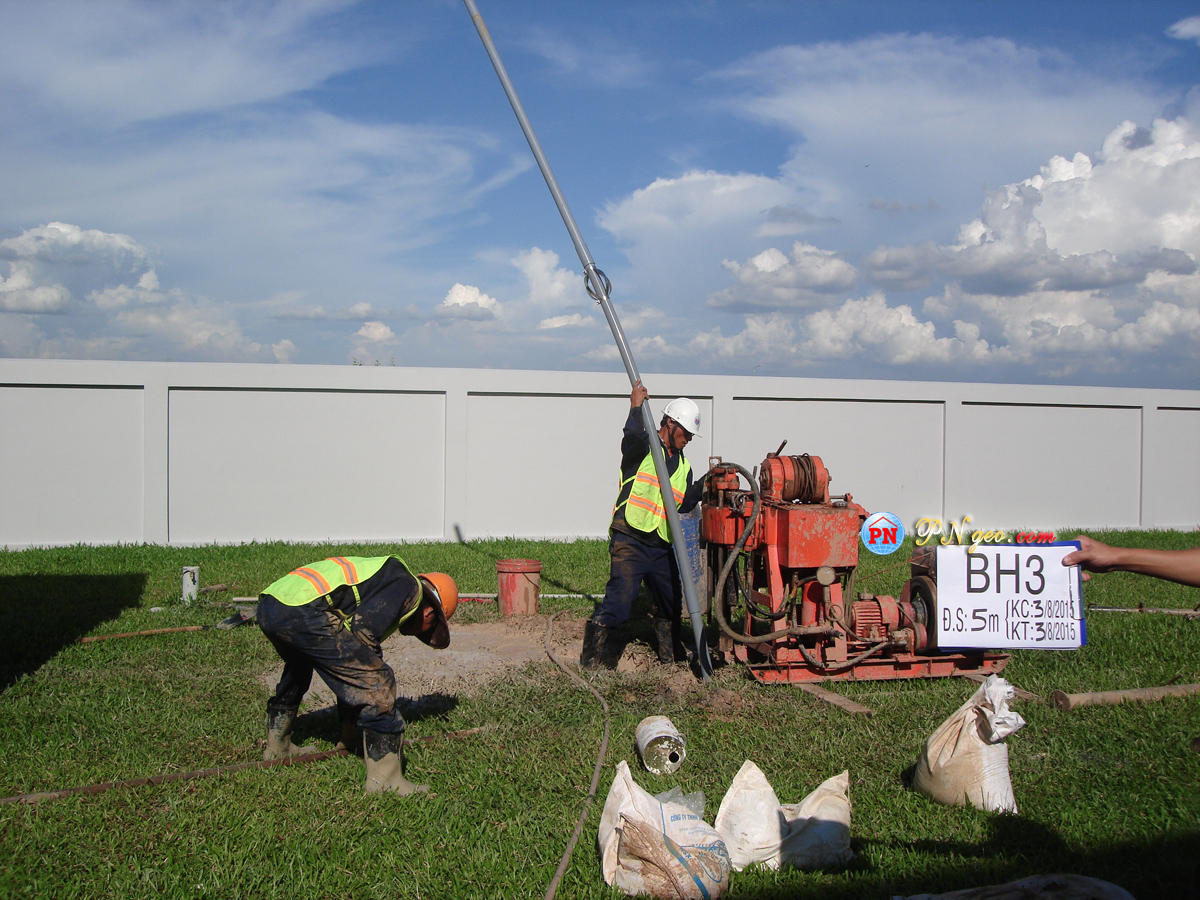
top-left (700, 446), bottom-right (1007, 684)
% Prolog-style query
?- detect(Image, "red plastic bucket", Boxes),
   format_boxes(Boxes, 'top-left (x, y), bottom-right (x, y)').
top-left (496, 558), bottom-right (541, 616)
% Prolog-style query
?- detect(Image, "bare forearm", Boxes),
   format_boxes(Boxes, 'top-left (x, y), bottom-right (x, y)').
top-left (1105, 546), bottom-right (1200, 587)
top-left (1063, 537), bottom-right (1200, 588)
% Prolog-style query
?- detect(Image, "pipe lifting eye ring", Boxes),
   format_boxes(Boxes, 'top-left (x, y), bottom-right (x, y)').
top-left (585, 267), bottom-right (612, 302)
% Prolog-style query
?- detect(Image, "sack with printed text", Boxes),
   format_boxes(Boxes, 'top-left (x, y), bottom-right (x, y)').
top-left (598, 760), bottom-right (731, 899)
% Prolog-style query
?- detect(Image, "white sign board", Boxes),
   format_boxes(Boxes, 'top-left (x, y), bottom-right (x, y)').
top-left (935, 543), bottom-right (1085, 650)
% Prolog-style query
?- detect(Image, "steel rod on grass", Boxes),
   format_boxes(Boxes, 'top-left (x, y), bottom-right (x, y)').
top-left (0, 727), bottom-right (491, 805)
top-left (1087, 605), bottom-right (1200, 619)
top-left (80, 626), bottom-right (206, 643)
top-left (0, 749), bottom-right (349, 805)
top-left (464, 0), bottom-right (712, 679)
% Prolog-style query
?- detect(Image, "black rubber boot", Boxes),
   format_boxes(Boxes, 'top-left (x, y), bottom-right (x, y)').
top-left (335, 699), bottom-right (358, 753)
top-left (263, 702), bottom-right (317, 761)
top-left (580, 619), bottom-right (617, 670)
top-left (362, 728), bottom-right (428, 795)
top-left (580, 619), bottom-right (602, 669)
top-left (653, 617), bottom-right (683, 664)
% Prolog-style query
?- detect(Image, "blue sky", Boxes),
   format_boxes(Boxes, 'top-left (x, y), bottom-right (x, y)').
top-left (1, 0), bottom-right (1198, 388)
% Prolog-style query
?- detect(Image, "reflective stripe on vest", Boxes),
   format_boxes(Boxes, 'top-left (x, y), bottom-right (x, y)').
top-left (263, 556), bottom-right (396, 608)
top-left (617, 451), bottom-right (691, 542)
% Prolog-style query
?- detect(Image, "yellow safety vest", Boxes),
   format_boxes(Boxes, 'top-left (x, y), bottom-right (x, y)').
top-left (616, 451), bottom-right (691, 543)
top-left (260, 555), bottom-right (423, 634)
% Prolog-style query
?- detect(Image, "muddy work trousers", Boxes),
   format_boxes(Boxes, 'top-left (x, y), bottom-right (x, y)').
top-left (593, 531), bottom-right (682, 629)
top-left (257, 594), bottom-right (405, 735)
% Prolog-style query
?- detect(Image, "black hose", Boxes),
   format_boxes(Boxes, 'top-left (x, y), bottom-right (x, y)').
top-left (789, 453), bottom-right (820, 503)
top-left (709, 463), bottom-right (892, 674)
top-left (740, 566), bottom-right (787, 621)
top-left (796, 637), bottom-right (893, 673)
top-left (541, 610), bottom-right (611, 900)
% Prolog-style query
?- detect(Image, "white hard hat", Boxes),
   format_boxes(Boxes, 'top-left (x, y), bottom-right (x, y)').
top-left (662, 398), bottom-right (701, 436)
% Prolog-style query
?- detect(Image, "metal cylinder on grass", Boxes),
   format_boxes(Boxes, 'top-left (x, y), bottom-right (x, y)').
top-left (635, 715), bottom-right (686, 775)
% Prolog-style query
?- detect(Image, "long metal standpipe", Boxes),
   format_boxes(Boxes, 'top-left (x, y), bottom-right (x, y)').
top-left (464, 0), bottom-right (711, 679)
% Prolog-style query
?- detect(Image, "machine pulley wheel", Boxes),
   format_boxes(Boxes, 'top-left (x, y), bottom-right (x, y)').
top-left (908, 575), bottom-right (937, 651)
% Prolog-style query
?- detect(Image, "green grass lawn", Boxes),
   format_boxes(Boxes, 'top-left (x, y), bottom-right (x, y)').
top-left (0, 531), bottom-right (1197, 899)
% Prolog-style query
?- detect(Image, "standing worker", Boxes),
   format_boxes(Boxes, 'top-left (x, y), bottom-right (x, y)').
top-left (581, 381), bottom-right (705, 669)
top-left (257, 555), bottom-right (458, 795)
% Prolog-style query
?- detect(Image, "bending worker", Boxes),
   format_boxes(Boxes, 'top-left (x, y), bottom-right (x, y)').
top-left (257, 555), bottom-right (457, 795)
top-left (581, 381), bottom-right (704, 669)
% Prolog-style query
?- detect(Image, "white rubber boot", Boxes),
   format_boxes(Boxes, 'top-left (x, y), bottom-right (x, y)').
top-left (263, 703), bottom-right (317, 761)
top-left (362, 729), bottom-right (429, 796)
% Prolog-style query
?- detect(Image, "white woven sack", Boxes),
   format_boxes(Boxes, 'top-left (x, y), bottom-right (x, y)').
top-left (778, 770), bottom-right (853, 870)
top-left (598, 760), bottom-right (731, 899)
top-left (714, 760), bottom-right (852, 872)
top-left (912, 675), bottom-right (1026, 814)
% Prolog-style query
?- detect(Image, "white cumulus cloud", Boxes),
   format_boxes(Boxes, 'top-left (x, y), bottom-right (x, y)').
top-left (716, 32), bottom-right (1171, 235)
top-left (272, 338), bottom-right (297, 363)
top-left (0, 220), bottom-right (291, 362)
top-left (709, 242), bottom-right (858, 310)
top-left (797, 294), bottom-right (992, 365)
top-left (0, 221), bottom-right (147, 268)
top-left (0, 263), bottom-right (72, 313)
top-left (511, 247), bottom-right (575, 311)
top-left (691, 114), bottom-right (1200, 384)
top-left (355, 321), bottom-right (395, 342)
top-left (88, 270), bottom-right (169, 310)
top-left (688, 313), bottom-right (800, 365)
top-left (538, 313), bottom-right (594, 329)
top-left (436, 282), bottom-right (499, 321)
top-left (113, 300), bottom-right (267, 361)
top-left (601, 170), bottom-right (799, 235)
top-left (599, 170), bottom-right (807, 308)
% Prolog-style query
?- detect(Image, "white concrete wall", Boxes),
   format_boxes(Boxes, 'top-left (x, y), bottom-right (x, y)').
top-left (1, 357), bottom-right (1197, 547)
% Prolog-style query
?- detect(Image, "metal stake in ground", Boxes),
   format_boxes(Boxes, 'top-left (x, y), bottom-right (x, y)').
top-left (464, 0), bottom-right (712, 679)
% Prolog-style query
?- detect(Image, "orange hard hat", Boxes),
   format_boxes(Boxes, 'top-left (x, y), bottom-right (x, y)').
top-left (415, 572), bottom-right (458, 650)
top-left (419, 572), bottom-right (458, 619)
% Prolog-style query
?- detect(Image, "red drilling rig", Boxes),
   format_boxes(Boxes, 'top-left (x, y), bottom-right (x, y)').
top-left (700, 443), bottom-right (1008, 684)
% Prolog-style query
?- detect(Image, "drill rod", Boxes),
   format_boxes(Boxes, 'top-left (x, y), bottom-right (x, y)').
top-left (463, 0), bottom-right (711, 678)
